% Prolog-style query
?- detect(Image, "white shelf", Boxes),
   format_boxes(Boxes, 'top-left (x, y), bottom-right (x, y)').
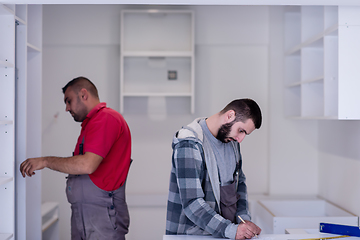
top-left (124, 9), bottom-right (193, 14)
top-left (302, 76), bottom-right (324, 84)
top-left (0, 177), bottom-right (13, 186)
top-left (0, 60), bottom-right (14, 68)
top-left (27, 43), bottom-right (41, 52)
top-left (42, 216), bottom-right (59, 232)
top-left (287, 116), bottom-right (338, 120)
top-left (0, 233), bottom-right (13, 240)
top-left (15, 15), bottom-right (26, 25)
top-left (123, 51), bottom-right (193, 57)
top-left (285, 24), bottom-right (338, 56)
top-left (41, 202), bottom-right (59, 232)
top-left (41, 202), bottom-right (59, 216)
top-left (120, 9), bottom-right (195, 114)
top-left (15, 4), bottom-right (26, 23)
top-left (324, 24), bottom-right (338, 36)
top-left (123, 92), bottom-right (192, 97)
top-left (0, 4), bottom-right (14, 15)
top-left (284, 6), bottom-right (360, 119)
top-left (285, 82), bottom-right (301, 88)
top-left (0, 121), bottom-right (13, 125)
top-left (285, 76), bottom-right (324, 88)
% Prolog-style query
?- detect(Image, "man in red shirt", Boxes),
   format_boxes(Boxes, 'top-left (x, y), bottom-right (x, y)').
top-left (20, 76), bottom-right (132, 240)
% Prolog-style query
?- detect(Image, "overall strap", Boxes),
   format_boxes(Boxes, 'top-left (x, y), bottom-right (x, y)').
top-left (230, 141), bottom-right (241, 191)
top-left (79, 136), bottom-right (85, 155)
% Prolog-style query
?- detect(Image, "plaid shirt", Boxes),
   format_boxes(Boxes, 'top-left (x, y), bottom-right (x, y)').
top-left (166, 119), bottom-right (250, 239)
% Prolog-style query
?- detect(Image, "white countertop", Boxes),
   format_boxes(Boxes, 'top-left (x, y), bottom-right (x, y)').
top-left (163, 233), bottom-right (357, 240)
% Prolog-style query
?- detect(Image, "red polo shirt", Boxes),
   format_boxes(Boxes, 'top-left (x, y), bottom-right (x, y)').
top-left (73, 102), bottom-right (131, 191)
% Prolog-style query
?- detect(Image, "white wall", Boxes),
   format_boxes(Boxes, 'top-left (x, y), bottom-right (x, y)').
top-left (193, 5), bottom-right (270, 194)
top-left (42, 4), bottom-right (271, 239)
top-left (268, 7), bottom-right (319, 196)
top-left (318, 120), bottom-right (360, 217)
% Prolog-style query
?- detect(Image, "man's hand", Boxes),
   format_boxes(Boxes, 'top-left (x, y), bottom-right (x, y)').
top-left (20, 157), bottom-right (46, 177)
top-left (235, 220), bottom-right (261, 239)
top-left (19, 153), bottom-right (103, 177)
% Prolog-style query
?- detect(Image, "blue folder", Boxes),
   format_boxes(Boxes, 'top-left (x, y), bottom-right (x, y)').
top-left (320, 223), bottom-right (360, 237)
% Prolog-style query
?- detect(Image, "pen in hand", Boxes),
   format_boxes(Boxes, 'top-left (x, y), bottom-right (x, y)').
top-left (238, 215), bottom-right (258, 238)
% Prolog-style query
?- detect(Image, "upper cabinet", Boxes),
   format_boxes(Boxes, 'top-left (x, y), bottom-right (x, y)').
top-left (120, 9), bottom-right (195, 114)
top-left (284, 6), bottom-right (360, 120)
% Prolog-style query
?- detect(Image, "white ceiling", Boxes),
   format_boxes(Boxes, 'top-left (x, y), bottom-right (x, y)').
top-left (2, 0), bottom-right (360, 5)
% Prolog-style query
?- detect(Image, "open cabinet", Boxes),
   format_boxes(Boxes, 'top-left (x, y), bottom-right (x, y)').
top-left (120, 9), bottom-right (195, 114)
top-left (0, 3), bottom-right (43, 240)
top-left (284, 6), bottom-right (360, 119)
top-left (0, 4), bottom-right (16, 239)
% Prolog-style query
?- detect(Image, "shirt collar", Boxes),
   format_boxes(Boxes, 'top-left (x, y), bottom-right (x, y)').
top-left (81, 102), bottom-right (106, 127)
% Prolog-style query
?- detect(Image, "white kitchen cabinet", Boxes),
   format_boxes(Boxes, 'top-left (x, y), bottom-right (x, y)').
top-left (120, 9), bottom-right (195, 113)
top-left (0, 4), bottom-right (16, 239)
top-left (284, 6), bottom-right (360, 119)
top-left (255, 199), bottom-right (358, 234)
top-left (0, 3), bottom-right (43, 239)
top-left (41, 202), bottom-right (59, 240)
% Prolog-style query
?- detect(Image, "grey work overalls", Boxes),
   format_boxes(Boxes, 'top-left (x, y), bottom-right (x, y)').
top-left (219, 162), bottom-right (241, 223)
top-left (66, 138), bottom-right (130, 240)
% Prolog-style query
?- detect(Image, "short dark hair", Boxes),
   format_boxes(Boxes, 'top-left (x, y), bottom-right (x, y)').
top-left (220, 98), bottom-right (262, 129)
top-left (62, 76), bottom-right (99, 99)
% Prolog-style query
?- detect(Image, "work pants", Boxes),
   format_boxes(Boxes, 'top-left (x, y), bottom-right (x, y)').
top-left (66, 174), bottom-right (129, 240)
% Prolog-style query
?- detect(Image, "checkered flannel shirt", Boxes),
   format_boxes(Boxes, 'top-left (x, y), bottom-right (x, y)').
top-left (166, 138), bottom-right (250, 238)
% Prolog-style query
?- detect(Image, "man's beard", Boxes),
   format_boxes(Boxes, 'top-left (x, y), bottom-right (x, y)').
top-left (72, 111), bottom-right (87, 122)
top-left (216, 121), bottom-right (235, 143)
top-left (71, 97), bottom-right (88, 122)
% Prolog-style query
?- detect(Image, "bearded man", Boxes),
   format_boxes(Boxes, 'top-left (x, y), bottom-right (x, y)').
top-left (166, 99), bottom-right (262, 240)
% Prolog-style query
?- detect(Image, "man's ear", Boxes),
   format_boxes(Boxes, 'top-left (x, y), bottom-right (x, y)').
top-left (225, 110), bottom-right (236, 123)
top-left (80, 88), bottom-right (89, 101)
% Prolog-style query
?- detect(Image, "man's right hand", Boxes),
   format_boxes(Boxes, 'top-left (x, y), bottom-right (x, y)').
top-left (235, 220), bottom-right (261, 239)
top-left (20, 157), bottom-right (46, 177)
